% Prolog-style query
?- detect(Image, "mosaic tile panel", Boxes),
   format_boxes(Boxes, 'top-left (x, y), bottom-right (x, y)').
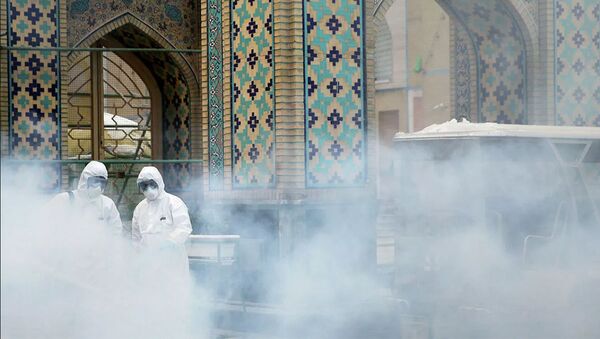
top-left (208, 0), bottom-right (224, 190)
top-left (304, 0), bottom-right (366, 187)
top-left (555, 0), bottom-right (600, 126)
top-left (443, 0), bottom-right (527, 124)
top-left (231, 0), bottom-right (275, 188)
top-left (453, 24), bottom-right (472, 120)
top-left (108, 25), bottom-right (192, 188)
top-left (8, 0), bottom-right (61, 159)
top-left (67, 0), bottom-right (197, 52)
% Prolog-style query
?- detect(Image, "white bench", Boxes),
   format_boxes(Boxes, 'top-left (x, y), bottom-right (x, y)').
top-left (186, 235), bottom-right (240, 265)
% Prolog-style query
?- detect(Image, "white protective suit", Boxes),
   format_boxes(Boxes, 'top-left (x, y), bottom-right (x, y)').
top-left (49, 161), bottom-right (122, 232)
top-left (131, 166), bottom-right (192, 274)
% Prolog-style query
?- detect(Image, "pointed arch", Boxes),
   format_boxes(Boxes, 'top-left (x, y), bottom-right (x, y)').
top-left (67, 12), bottom-right (198, 88)
top-left (437, 0), bottom-right (531, 124)
top-left (63, 12), bottom-right (201, 164)
top-left (373, 0), bottom-right (397, 27)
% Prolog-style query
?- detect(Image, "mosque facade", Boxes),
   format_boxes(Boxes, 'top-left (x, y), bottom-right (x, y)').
top-left (1, 0), bottom-right (599, 250)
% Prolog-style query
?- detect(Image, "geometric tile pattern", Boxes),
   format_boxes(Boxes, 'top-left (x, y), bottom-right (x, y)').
top-left (208, 0), bottom-right (224, 190)
top-left (304, 0), bottom-right (366, 187)
top-left (555, 0), bottom-right (600, 126)
top-left (444, 0), bottom-right (527, 124)
top-left (8, 0), bottom-right (61, 159)
top-left (108, 25), bottom-right (192, 188)
top-left (453, 24), bottom-right (472, 121)
top-left (231, 0), bottom-right (275, 188)
top-left (67, 0), bottom-right (197, 53)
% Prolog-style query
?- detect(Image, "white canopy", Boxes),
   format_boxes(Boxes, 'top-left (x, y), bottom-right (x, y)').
top-left (394, 119), bottom-right (600, 140)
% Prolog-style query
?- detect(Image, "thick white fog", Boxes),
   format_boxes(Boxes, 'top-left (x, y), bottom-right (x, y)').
top-left (385, 137), bottom-right (600, 338)
top-left (1, 164), bottom-right (209, 339)
top-left (2, 139), bottom-right (599, 339)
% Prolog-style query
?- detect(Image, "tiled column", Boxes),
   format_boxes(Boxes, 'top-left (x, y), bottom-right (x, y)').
top-left (6, 0), bottom-right (62, 159)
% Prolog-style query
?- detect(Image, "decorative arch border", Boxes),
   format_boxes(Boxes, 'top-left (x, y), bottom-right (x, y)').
top-left (67, 12), bottom-right (198, 88)
top-left (372, 0), bottom-right (397, 85)
top-left (372, 0), bottom-right (396, 31)
top-left (450, 21), bottom-right (478, 121)
top-left (374, 18), bottom-right (393, 81)
top-left (437, 0), bottom-right (531, 124)
top-left (505, 0), bottom-right (541, 124)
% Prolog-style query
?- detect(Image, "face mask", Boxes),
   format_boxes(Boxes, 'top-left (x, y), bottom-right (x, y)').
top-left (143, 187), bottom-right (159, 201)
top-left (86, 186), bottom-right (103, 199)
top-left (138, 180), bottom-right (158, 191)
top-left (87, 176), bottom-right (107, 191)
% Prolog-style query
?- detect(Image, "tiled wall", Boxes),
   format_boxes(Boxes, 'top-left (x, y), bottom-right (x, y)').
top-left (443, 0), bottom-right (528, 124)
top-left (555, 0), bottom-right (600, 126)
top-left (448, 0), bottom-right (600, 127)
top-left (67, 1), bottom-right (200, 84)
top-left (304, 0), bottom-right (367, 187)
top-left (7, 0), bottom-right (61, 159)
top-left (3, 3), bottom-right (198, 188)
top-left (231, 0), bottom-right (276, 188)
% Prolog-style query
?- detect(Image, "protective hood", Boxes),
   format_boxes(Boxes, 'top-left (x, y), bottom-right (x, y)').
top-left (136, 166), bottom-right (166, 196)
top-left (77, 161), bottom-right (108, 190)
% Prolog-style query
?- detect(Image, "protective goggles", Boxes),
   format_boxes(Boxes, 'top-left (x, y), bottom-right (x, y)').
top-left (138, 179), bottom-right (158, 192)
top-left (87, 176), bottom-right (108, 190)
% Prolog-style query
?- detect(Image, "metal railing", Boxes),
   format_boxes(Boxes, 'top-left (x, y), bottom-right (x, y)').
top-left (1, 46), bottom-right (202, 54)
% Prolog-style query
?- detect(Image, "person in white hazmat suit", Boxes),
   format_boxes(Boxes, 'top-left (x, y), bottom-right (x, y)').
top-left (42, 161), bottom-right (127, 335)
top-left (132, 166), bottom-right (192, 260)
top-left (49, 160), bottom-right (122, 231)
top-left (131, 166), bottom-right (193, 336)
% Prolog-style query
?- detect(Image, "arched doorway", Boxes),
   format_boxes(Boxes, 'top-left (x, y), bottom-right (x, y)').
top-left (63, 17), bottom-right (200, 217)
top-left (66, 17), bottom-right (197, 188)
top-left (66, 43), bottom-right (162, 160)
top-left (372, 0), bottom-right (535, 125)
top-left (66, 15), bottom-right (197, 160)
top-left (438, 0), bottom-right (532, 124)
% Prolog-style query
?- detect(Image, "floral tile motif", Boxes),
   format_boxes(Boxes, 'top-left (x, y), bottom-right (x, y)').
top-left (208, 0), bottom-right (224, 190)
top-left (67, 0), bottom-right (197, 52)
top-left (453, 24), bottom-right (473, 121)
